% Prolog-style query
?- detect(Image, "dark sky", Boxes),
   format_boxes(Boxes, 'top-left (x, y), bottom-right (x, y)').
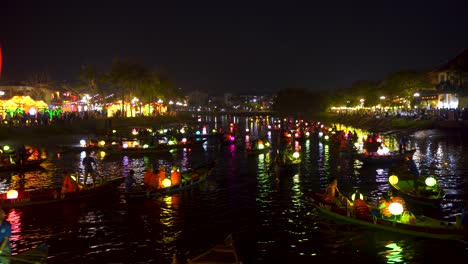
top-left (1, 0), bottom-right (468, 95)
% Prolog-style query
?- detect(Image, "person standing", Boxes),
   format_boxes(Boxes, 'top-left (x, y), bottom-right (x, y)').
top-left (125, 170), bottom-right (137, 192)
top-left (0, 208), bottom-right (11, 264)
top-left (82, 152), bottom-right (97, 188)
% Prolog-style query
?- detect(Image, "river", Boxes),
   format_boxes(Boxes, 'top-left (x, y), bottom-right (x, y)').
top-left (0, 115), bottom-right (467, 263)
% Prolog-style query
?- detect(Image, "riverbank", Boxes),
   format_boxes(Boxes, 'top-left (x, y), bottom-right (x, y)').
top-left (0, 114), bottom-right (196, 143)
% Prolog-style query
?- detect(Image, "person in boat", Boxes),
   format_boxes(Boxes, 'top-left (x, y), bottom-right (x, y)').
top-left (15, 144), bottom-right (31, 166)
top-left (0, 208), bottom-right (11, 263)
top-left (144, 166), bottom-right (156, 187)
top-left (170, 166), bottom-right (181, 186)
top-left (352, 191), bottom-right (371, 218)
top-left (61, 170), bottom-right (78, 193)
top-left (82, 151), bottom-right (97, 188)
top-left (323, 177), bottom-right (343, 207)
top-left (398, 136), bottom-right (408, 154)
top-left (125, 170), bottom-right (138, 192)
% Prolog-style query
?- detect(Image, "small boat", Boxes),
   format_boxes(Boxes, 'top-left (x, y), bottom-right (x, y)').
top-left (173, 234), bottom-right (242, 264)
top-left (305, 192), bottom-right (467, 241)
top-left (244, 138), bottom-right (271, 155)
top-left (275, 149), bottom-right (301, 169)
top-left (356, 149), bottom-right (416, 165)
top-left (389, 176), bottom-right (445, 209)
top-left (121, 162), bottom-right (216, 198)
top-left (0, 157), bottom-right (47, 172)
top-left (0, 177), bottom-right (125, 208)
top-left (8, 244), bottom-right (48, 264)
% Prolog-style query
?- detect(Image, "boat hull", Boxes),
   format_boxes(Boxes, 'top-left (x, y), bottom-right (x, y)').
top-left (0, 177), bottom-right (124, 208)
top-left (306, 192), bottom-right (466, 241)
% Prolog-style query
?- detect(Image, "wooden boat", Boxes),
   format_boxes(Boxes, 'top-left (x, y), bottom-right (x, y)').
top-left (104, 139), bottom-right (207, 156)
top-left (121, 162), bottom-right (216, 198)
top-left (8, 244), bottom-right (48, 264)
top-left (173, 234), bottom-right (242, 264)
top-left (0, 177), bottom-right (125, 208)
top-left (356, 149), bottom-right (416, 165)
top-left (305, 192), bottom-right (467, 241)
top-left (389, 179), bottom-right (445, 209)
top-left (0, 157), bottom-right (47, 172)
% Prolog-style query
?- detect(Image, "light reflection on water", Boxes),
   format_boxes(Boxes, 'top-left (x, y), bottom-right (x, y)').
top-left (0, 117), bottom-right (467, 263)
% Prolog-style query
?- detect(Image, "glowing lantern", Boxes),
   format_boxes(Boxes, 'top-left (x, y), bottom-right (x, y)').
top-left (70, 175), bottom-right (77, 182)
top-left (324, 135), bottom-right (329, 140)
top-left (258, 143), bottom-right (264, 150)
top-left (196, 130), bottom-right (201, 135)
top-left (143, 144), bottom-right (149, 149)
top-left (425, 176), bottom-right (437, 187)
top-left (292, 152), bottom-right (300, 159)
top-left (318, 132), bottom-right (324, 137)
top-left (388, 202), bottom-right (403, 216)
top-left (7, 190), bottom-right (18, 199)
top-left (3, 145), bottom-right (10, 151)
top-left (181, 138), bottom-right (187, 143)
top-left (351, 191), bottom-right (364, 201)
top-left (99, 141), bottom-right (106, 147)
top-left (305, 131), bottom-right (310, 137)
top-left (112, 130), bottom-right (117, 134)
top-left (131, 129), bottom-right (138, 136)
top-left (162, 178), bottom-right (172, 188)
top-left (122, 143), bottom-right (129, 149)
top-left (389, 175), bottom-right (399, 185)
top-left (79, 140), bottom-right (86, 147)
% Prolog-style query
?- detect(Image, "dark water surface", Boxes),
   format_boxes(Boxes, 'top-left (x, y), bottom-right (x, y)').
top-left (1, 116), bottom-right (467, 263)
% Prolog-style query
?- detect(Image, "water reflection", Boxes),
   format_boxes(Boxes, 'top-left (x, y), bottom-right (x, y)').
top-left (1, 115), bottom-right (467, 263)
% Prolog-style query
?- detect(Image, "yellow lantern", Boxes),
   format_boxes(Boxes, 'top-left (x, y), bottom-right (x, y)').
top-left (7, 190), bottom-right (19, 199)
top-left (351, 191), bottom-right (364, 202)
top-left (292, 152), bottom-right (300, 159)
top-left (162, 178), bottom-right (172, 188)
top-left (99, 141), bottom-right (106, 147)
top-left (425, 176), bottom-right (437, 187)
top-left (389, 175), bottom-right (399, 185)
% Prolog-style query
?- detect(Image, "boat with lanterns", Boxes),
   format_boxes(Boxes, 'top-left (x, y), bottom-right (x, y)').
top-left (275, 147), bottom-right (301, 170)
top-left (0, 176), bottom-right (125, 208)
top-left (305, 192), bottom-right (467, 241)
top-left (0, 144), bottom-right (47, 171)
top-left (356, 148), bottom-right (416, 165)
top-left (388, 174), bottom-right (445, 209)
top-left (244, 138), bottom-right (271, 155)
top-left (121, 161), bottom-right (216, 198)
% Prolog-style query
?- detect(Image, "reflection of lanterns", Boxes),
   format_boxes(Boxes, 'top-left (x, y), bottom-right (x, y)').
top-left (162, 178), bottom-right (171, 188)
top-left (351, 191), bottom-right (364, 201)
top-left (425, 176), bottom-right (437, 187)
top-left (389, 175), bottom-right (399, 185)
top-left (388, 202), bottom-right (403, 216)
top-left (292, 152), bottom-right (300, 159)
top-left (7, 190), bottom-right (19, 199)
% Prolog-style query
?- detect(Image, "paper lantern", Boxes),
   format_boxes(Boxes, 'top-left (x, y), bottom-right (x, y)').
top-left (389, 202), bottom-right (403, 216)
top-left (7, 190), bottom-right (19, 199)
top-left (389, 175), bottom-right (399, 185)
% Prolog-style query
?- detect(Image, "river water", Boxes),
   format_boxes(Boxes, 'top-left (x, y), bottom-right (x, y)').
top-left (0, 115), bottom-right (467, 263)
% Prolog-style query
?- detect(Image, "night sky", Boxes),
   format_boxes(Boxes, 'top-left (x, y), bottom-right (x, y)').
top-left (1, 0), bottom-right (468, 95)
